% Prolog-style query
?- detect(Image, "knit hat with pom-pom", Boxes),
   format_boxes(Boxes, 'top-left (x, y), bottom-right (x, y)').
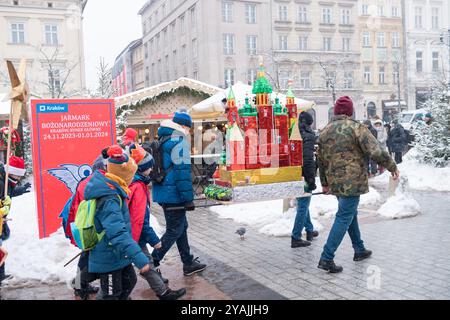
top-left (106, 145), bottom-right (137, 186)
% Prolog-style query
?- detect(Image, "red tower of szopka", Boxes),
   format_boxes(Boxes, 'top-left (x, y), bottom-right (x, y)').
top-left (226, 86), bottom-right (239, 125)
top-left (273, 97), bottom-right (290, 167)
top-left (252, 63), bottom-right (273, 167)
top-left (239, 96), bottom-right (259, 170)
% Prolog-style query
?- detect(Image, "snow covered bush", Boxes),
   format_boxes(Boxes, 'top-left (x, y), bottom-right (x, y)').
top-left (412, 82), bottom-right (450, 167)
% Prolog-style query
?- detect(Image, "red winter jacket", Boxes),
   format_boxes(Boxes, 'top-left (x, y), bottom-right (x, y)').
top-left (128, 180), bottom-right (149, 243)
top-left (66, 170), bottom-right (105, 246)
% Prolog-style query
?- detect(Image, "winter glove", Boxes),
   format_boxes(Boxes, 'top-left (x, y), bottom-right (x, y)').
top-left (304, 181), bottom-right (317, 193)
top-left (0, 206), bottom-right (9, 218)
top-left (1, 196), bottom-right (11, 208)
top-left (185, 201), bottom-right (195, 211)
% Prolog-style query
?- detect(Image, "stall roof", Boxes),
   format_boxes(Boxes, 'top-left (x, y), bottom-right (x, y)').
top-left (189, 82), bottom-right (316, 119)
top-left (115, 77), bottom-right (222, 108)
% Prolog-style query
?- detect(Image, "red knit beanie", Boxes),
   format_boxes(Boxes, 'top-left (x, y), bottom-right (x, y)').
top-left (334, 96), bottom-right (354, 117)
top-left (122, 128), bottom-right (138, 146)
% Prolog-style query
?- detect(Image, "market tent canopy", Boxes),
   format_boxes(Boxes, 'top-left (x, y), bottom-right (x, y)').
top-left (115, 77), bottom-right (222, 108)
top-left (189, 82), bottom-right (316, 119)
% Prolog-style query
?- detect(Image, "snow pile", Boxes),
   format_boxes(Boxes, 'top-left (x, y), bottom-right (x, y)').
top-left (2, 191), bottom-right (163, 286)
top-left (368, 150), bottom-right (450, 192)
top-left (211, 184), bottom-right (382, 238)
top-left (377, 176), bottom-right (421, 219)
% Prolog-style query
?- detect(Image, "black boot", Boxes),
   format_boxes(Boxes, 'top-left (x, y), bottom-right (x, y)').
top-left (158, 288), bottom-right (187, 300)
top-left (183, 257), bottom-right (206, 276)
top-left (291, 237), bottom-right (311, 248)
top-left (306, 231), bottom-right (319, 241)
top-left (353, 250), bottom-right (372, 262)
top-left (318, 259), bottom-right (343, 273)
top-left (156, 268), bottom-right (169, 284)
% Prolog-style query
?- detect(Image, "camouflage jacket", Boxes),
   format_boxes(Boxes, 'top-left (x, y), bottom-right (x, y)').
top-left (317, 115), bottom-right (397, 197)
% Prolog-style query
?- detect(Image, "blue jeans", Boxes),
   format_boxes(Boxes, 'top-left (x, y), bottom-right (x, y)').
top-left (321, 196), bottom-right (366, 261)
top-left (151, 206), bottom-right (194, 266)
top-left (292, 196), bottom-right (314, 240)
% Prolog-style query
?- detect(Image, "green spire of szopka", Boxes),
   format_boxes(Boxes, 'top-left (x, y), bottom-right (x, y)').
top-left (286, 86), bottom-right (295, 99)
top-left (252, 64), bottom-right (273, 94)
top-left (227, 86), bottom-right (236, 101)
top-left (273, 97), bottom-right (287, 115)
top-left (239, 96), bottom-right (257, 116)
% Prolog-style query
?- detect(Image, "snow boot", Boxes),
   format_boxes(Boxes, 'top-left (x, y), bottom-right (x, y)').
top-left (183, 257), bottom-right (206, 276)
top-left (291, 237), bottom-right (311, 248)
top-left (306, 231), bottom-right (319, 241)
top-left (318, 259), bottom-right (343, 273)
top-left (354, 250), bottom-right (373, 262)
top-left (158, 288), bottom-right (187, 300)
top-left (156, 268), bottom-right (169, 284)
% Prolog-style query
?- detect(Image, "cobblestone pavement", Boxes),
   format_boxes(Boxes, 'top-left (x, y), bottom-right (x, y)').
top-left (2, 190), bottom-right (449, 300)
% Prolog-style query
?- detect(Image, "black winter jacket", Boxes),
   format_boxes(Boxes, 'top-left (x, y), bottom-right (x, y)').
top-left (389, 124), bottom-right (408, 153)
top-left (299, 123), bottom-right (317, 186)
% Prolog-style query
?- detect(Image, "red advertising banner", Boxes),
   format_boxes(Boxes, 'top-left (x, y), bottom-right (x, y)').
top-left (30, 99), bottom-right (116, 238)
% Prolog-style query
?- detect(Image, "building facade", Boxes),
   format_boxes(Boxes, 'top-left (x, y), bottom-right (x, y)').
top-left (139, 0), bottom-right (366, 128)
top-left (404, 0), bottom-right (450, 109)
top-left (0, 0), bottom-right (87, 98)
top-left (358, 0), bottom-right (407, 121)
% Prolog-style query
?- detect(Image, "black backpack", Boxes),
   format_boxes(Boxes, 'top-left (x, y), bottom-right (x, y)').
top-left (146, 136), bottom-right (173, 184)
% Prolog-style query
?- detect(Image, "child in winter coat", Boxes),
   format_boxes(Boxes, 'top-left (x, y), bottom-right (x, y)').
top-left (83, 146), bottom-right (150, 300)
top-left (128, 144), bottom-right (186, 300)
top-left (0, 156), bottom-right (31, 284)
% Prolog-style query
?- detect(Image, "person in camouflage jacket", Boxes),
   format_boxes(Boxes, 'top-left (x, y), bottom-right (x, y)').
top-left (316, 96), bottom-right (399, 274)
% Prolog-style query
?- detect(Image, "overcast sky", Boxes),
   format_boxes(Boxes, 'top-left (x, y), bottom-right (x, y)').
top-left (83, 0), bottom-right (147, 91)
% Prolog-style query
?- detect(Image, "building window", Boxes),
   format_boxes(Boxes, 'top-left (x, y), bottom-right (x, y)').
top-left (378, 5), bottom-right (384, 16)
top-left (279, 71), bottom-right (290, 90)
top-left (181, 45), bottom-right (187, 65)
top-left (246, 35), bottom-right (257, 55)
top-left (279, 35), bottom-right (288, 50)
top-left (144, 43), bottom-right (148, 59)
top-left (342, 37), bottom-right (351, 51)
top-left (300, 71), bottom-right (311, 89)
top-left (299, 36), bottom-right (308, 50)
top-left (48, 69), bottom-right (61, 94)
top-left (47, 2), bottom-right (53, 8)
top-left (344, 72), bottom-right (353, 89)
top-left (325, 71), bottom-right (336, 89)
top-left (180, 15), bottom-right (186, 34)
top-left (165, 55), bottom-right (169, 81)
top-left (363, 32), bottom-right (371, 47)
top-left (393, 71), bottom-right (399, 84)
top-left (13, 0), bottom-right (19, 5)
top-left (222, 1), bottom-right (233, 22)
top-left (279, 5), bottom-right (288, 21)
top-left (192, 38), bottom-right (198, 58)
top-left (415, 7), bottom-right (423, 29)
top-left (224, 69), bottom-right (235, 87)
top-left (416, 51), bottom-right (423, 72)
top-left (11, 23), bottom-right (25, 44)
top-left (171, 21), bottom-right (176, 39)
top-left (364, 66), bottom-right (371, 84)
top-left (223, 34), bottom-right (234, 55)
top-left (190, 6), bottom-right (197, 29)
top-left (362, 4), bottom-right (368, 15)
top-left (379, 66), bottom-right (385, 84)
top-left (392, 32), bottom-right (400, 48)
top-left (245, 3), bottom-right (257, 24)
top-left (377, 32), bottom-right (385, 47)
top-left (341, 9), bottom-right (350, 25)
top-left (162, 3), bottom-right (166, 17)
top-left (193, 71), bottom-right (198, 80)
top-left (145, 66), bottom-right (149, 84)
top-left (44, 24), bottom-right (58, 45)
top-left (322, 8), bottom-right (332, 24)
top-left (392, 6), bottom-right (399, 17)
top-left (148, 17), bottom-right (152, 29)
top-left (298, 6), bottom-right (308, 23)
top-left (172, 50), bottom-right (177, 76)
top-left (163, 28), bottom-right (167, 47)
top-left (247, 68), bottom-right (257, 85)
top-left (431, 8), bottom-right (439, 30)
top-left (323, 37), bottom-right (332, 51)
top-left (432, 52), bottom-right (439, 72)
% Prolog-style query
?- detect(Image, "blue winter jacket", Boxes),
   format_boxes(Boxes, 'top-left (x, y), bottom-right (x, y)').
top-left (152, 120), bottom-right (194, 205)
top-left (84, 171), bottom-right (149, 273)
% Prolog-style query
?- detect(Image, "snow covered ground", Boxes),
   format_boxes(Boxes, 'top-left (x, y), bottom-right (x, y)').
top-left (371, 150), bottom-right (450, 192)
top-left (210, 181), bottom-right (383, 238)
top-left (2, 190), bottom-right (163, 287)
